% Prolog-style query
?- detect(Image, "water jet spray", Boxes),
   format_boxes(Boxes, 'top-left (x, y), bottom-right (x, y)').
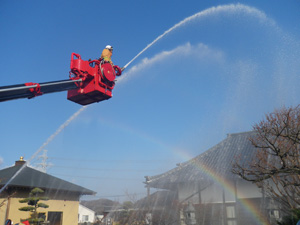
top-left (122, 3), bottom-right (276, 70)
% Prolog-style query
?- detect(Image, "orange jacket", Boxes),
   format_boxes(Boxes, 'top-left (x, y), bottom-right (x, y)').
top-left (101, 49), bottom-right (113, 64)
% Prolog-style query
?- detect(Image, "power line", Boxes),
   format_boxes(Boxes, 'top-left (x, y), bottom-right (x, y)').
top-left (90, 193), bottom-right (147, 199)
top-left (48, 156), bottom-right (170, 163)
top-left (51, 165), bottom-right (158, 172)
top-left (52, 173), bottom-right (144, 181)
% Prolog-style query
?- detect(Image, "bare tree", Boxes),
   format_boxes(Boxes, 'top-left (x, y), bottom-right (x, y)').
top-left (0, 189), bottom-right (15, 209)
top-left (0, 199), bottom-right (6, 208)
top-left (233, 105), bottom-right (300, 210)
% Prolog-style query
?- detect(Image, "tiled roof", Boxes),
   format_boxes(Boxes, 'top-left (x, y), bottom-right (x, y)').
top-left (146, 131), bottom-right (257, 190)
top-left (0, 163), bottom-right (96, 195)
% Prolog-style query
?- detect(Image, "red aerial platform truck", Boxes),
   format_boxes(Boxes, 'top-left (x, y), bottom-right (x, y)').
top-left (0, 53), bottom-right (123, 105)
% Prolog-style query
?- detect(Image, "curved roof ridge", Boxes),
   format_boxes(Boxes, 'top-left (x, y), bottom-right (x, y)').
top-left (146, 130), bottom-right (258, 189)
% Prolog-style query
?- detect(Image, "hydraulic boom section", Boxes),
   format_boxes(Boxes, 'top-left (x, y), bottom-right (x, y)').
top-left (0, 53), bottom-right (122, 105)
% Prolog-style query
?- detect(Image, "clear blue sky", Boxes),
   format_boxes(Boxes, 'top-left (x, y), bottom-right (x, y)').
top-left (0, 0), bottom-right (300, 202)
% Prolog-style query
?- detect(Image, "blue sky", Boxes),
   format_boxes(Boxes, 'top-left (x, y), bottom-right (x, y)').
top-left (0, 0), bottom-right (300, 202)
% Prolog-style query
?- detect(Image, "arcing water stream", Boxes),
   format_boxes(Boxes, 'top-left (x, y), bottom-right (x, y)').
top-left (0, 5), bottom-right (291, 225)
top-left (0, 106), bottom-right (87, 194)
top-left (123, 3), bottom-right (277, 70)
top-left (0, 2), bottom-right (276, 194)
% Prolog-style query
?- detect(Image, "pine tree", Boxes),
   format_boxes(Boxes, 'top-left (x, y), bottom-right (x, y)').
top-left (19, 187), bottom-right (49, 224)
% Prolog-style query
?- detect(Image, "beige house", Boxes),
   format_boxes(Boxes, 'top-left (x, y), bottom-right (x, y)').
top-left (0, 157), bottom-right (95, 225)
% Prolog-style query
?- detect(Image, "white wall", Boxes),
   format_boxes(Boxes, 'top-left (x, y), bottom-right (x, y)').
top-left (178, 182), bottom-right (199, 203)
top-left (236, 179), bottom-right (262, 199)
top-left (177, 179), bottom-right (263, 204)
top-left (78, 204), bottom-right (95, 223)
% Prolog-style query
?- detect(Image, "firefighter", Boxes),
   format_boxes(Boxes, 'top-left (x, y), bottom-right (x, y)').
top-left (101, 45), bottom-right (114, 65)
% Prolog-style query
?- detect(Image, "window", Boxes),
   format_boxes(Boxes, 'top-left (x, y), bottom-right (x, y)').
top-left (226, 206), bottom-right (235, 218)
top-left (226, 205), bottom-right (237, 225)
top-left (274, 210), bottom-right (280, 219)
top-left (48, 212), bottom-right (63, 225)
top-left (82, 215), bottom-right (89, 222)
top-left (270, 209), bottom-right (280, 219)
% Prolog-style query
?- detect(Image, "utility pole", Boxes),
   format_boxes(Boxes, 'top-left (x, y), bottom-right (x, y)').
top-left (36, 150), bottom-right (53, 173)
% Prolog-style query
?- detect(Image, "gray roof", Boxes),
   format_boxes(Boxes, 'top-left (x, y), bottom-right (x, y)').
top-left (0, 163), bottom-right (96, 195)
top-left (146, 131), bottom-right (257, 190)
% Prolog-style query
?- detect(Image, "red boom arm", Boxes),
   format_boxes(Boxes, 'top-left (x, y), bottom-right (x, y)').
top-left (0, 53), bottom-right (122, 105)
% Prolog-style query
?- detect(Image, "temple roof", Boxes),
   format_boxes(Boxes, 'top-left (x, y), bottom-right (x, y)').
top-left (145, 131), bottom-right (257, 190)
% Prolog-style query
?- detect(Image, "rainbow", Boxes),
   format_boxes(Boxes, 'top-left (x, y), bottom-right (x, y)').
top-left (37, 3), bottom-right (280, 224)
top-left (185, 155), bottom-right (269, 225)
top-left (96, 117), bottom-right (269, 224)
